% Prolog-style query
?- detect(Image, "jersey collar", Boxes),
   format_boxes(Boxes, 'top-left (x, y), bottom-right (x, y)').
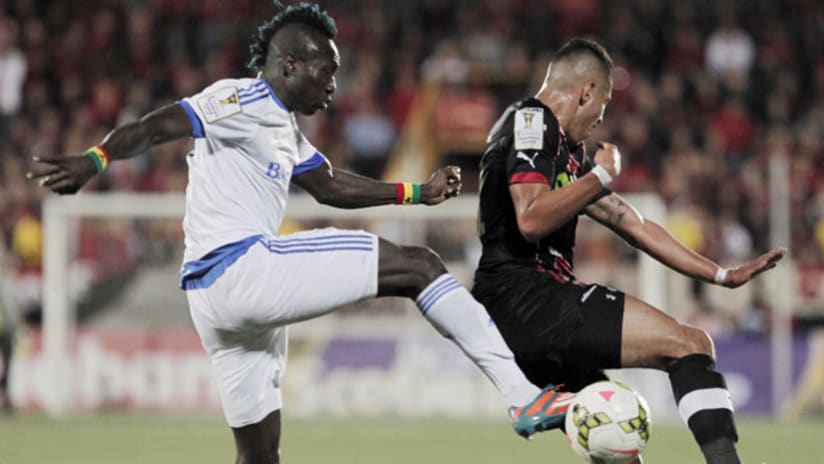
top-left (257, 76), bottom-right (289, 112)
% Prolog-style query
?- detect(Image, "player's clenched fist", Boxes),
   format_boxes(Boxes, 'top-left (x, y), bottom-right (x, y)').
top-left (27, 155), bottom-right (98, 195)
top-left (421, 165), bottom-right (462, 205)
top-left (593, 142), bottom-right (621, 179)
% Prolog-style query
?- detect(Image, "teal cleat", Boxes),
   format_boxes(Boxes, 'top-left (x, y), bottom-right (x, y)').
top-left (509, 385), bottom-right (575, 439)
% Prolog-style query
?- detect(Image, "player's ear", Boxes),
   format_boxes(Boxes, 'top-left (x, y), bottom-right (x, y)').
top-left (283, 53), bottom-right (299, 77)
top-left (579, 81), bottom-right (596, 107)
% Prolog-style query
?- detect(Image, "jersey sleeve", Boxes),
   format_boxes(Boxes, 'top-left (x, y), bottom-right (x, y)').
top-left (176, 80), bottom-right (263, 141)
top-left (506, 107), bottom-right (559, 185)
top-left (293, 131), bottom-right (331, 175)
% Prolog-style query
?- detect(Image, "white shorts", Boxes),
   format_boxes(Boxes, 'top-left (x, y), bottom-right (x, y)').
top-left (185, 228), bottom-right (379, 427)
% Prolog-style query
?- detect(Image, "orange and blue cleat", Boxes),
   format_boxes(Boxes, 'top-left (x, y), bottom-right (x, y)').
top-left (509, 384), bottom-right (575, 439)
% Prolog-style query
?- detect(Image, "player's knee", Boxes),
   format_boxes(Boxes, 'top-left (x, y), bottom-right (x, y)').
top-left (670, 326), bottom-right (715, 361)
top-left (403, 245), bottom-right (448, 289)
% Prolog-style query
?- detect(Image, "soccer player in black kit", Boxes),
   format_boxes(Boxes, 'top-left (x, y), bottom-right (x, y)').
top-left (472, 38), bottom-right (787, 464)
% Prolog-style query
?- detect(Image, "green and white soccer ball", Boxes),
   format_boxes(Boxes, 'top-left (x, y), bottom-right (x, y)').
top-left (564, 380), bottom-right (651, 464)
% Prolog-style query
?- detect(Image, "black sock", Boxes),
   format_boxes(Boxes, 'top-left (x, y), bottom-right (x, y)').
top-left (669, 354), bottom-right (740, 464)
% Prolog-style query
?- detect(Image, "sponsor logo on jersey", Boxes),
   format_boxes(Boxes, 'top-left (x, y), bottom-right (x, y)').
top-left (516, 151), bottom-right (540, 169)
top-left (580, 285), bottom-right (598, 303)
top-left (554, 172), bottom-right (576, 189)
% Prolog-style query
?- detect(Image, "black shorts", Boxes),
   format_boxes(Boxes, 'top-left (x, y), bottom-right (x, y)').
top-left (472, 269), bottom-right (624, 392)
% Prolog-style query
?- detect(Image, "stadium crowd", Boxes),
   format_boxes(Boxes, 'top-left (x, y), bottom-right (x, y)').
top-left (0, 0), bottom-right (822, 330)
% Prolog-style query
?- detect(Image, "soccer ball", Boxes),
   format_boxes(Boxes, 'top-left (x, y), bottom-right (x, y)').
top-left (564, 380), bottom-right (651, 463)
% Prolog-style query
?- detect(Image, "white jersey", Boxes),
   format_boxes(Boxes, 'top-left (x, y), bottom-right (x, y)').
top-left (177, 82), bottom-right (381, 429)
top-left (177, 77), bottom-right (328, 264)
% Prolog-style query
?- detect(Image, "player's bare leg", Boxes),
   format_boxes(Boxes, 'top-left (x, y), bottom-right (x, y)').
top-left (620, 294), bottom-right (739, 464)
top-left (591, 458), bottom-right (642, 464)
top-left (0, 328), bottom-right (12, 413)
top-left (377, 238), bottom-right (568, 436)
top-left (231, 409), bottom-right (281, 464)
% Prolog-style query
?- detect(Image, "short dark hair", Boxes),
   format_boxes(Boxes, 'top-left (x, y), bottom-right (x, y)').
top-left (247, 2), bottom-right (338, 71)
top-left (553, 38), bottom-right (614, 83)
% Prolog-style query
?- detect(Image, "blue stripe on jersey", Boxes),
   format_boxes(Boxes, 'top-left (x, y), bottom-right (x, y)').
top-left (238, 82), bottom-right (266, 96)
top-left (177, 100), bottom-right (205, 138)
top-left (293, 152), bottom-right (328, 175)
top-left (416, 275), bottom-right (462, 314)
top-left (240, 93), bottom-right (270, 106)
top-left (180, 235), bottom-right (262, 290)
top-left (259, 79), bottom-right (288, 111)
top-left (238, 88), bottom-right (268, 100)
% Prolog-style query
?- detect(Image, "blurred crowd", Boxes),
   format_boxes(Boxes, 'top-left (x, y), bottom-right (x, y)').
top-left (0, 0), bottom-right (823, 331)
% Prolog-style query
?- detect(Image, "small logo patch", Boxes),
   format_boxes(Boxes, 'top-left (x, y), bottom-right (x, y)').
top-left (514, 108), bottom-right (544, 150)
top-left (197, 87), bottom-right (242, 123)
top-left (516, 151), bottom-right (539, 169)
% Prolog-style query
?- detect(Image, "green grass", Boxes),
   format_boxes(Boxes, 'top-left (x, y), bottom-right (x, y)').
top-left (0, 415), bottom-right (822, 463)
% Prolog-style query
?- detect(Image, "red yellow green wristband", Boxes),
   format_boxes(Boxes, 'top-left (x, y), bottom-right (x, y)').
top-left (84, 145), bottom-right (111, 173)
top-left (395, 182), bottom-right (422, 205)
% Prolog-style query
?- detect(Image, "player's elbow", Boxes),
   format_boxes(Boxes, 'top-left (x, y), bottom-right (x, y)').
top-left (308, 187), bottom-right (336, 206)
top-left (517, 216), bottom-right (546, 243)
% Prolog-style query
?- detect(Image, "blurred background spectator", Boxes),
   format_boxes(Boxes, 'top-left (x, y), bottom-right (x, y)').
top-left (0, 0), bottom-right (822, 334)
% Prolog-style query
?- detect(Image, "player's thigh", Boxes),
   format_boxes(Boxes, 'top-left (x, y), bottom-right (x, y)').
top-left (620, 294), bottom-right (714, 369)
top-left (224, 228), bottom-right (380, 326)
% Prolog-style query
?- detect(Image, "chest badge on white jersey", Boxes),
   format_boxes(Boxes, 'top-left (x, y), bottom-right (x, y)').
top-left (197, 87), bottom-right (243, 123)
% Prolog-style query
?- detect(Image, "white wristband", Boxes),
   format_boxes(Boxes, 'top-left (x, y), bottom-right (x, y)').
top-left (714, 267), bottom-right (729, 285)
top-left (591, 165), bottom-right (613, 187)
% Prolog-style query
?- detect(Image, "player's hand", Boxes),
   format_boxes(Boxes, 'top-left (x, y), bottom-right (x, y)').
top-left (722, 247), bottom-right (788, 288)
top-left (593, 142), bottom-right (621, 178)
top-left (26, 155), bottom-right (98, 195)
top-left (421, 165), bottom-right (462, 205)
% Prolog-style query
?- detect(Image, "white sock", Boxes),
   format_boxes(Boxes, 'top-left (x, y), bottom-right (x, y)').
top-left (416, 274), bottom-right (541, 407)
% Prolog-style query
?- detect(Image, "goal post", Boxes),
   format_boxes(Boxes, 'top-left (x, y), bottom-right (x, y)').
top-left (40, 192), bottom-right (667, 417)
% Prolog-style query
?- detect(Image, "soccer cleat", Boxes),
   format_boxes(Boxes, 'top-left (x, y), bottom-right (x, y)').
top-left (509, 384), bottom-right (575, 439)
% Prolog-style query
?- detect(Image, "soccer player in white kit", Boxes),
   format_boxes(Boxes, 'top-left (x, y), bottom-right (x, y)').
top-left (28, 4), bottom-right (572, 463)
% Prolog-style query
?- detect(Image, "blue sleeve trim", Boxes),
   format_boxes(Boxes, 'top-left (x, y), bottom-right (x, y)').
top-left (293, 151), bottom-right (327, 175)
top-left (177, 100), bottom-right (205, 138)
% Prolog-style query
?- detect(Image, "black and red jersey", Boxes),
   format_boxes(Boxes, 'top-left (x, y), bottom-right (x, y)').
top-left (476, 97), bottom-right (610, 282)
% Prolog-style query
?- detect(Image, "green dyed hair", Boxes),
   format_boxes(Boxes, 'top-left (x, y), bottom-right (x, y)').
top-left (247, 1), bottom-right (337, 71)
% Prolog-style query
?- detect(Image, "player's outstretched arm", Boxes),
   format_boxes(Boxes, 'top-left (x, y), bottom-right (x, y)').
top-left (585, 193), bottom-right (787, 287)
top-left (292, 164), bottom-right (461, 209)
top-left (27, 103), bottom-right (192, 195)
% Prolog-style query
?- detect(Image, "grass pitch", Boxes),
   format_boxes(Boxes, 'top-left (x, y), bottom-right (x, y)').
top-left (0, 415), bottom-right (822, 463)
